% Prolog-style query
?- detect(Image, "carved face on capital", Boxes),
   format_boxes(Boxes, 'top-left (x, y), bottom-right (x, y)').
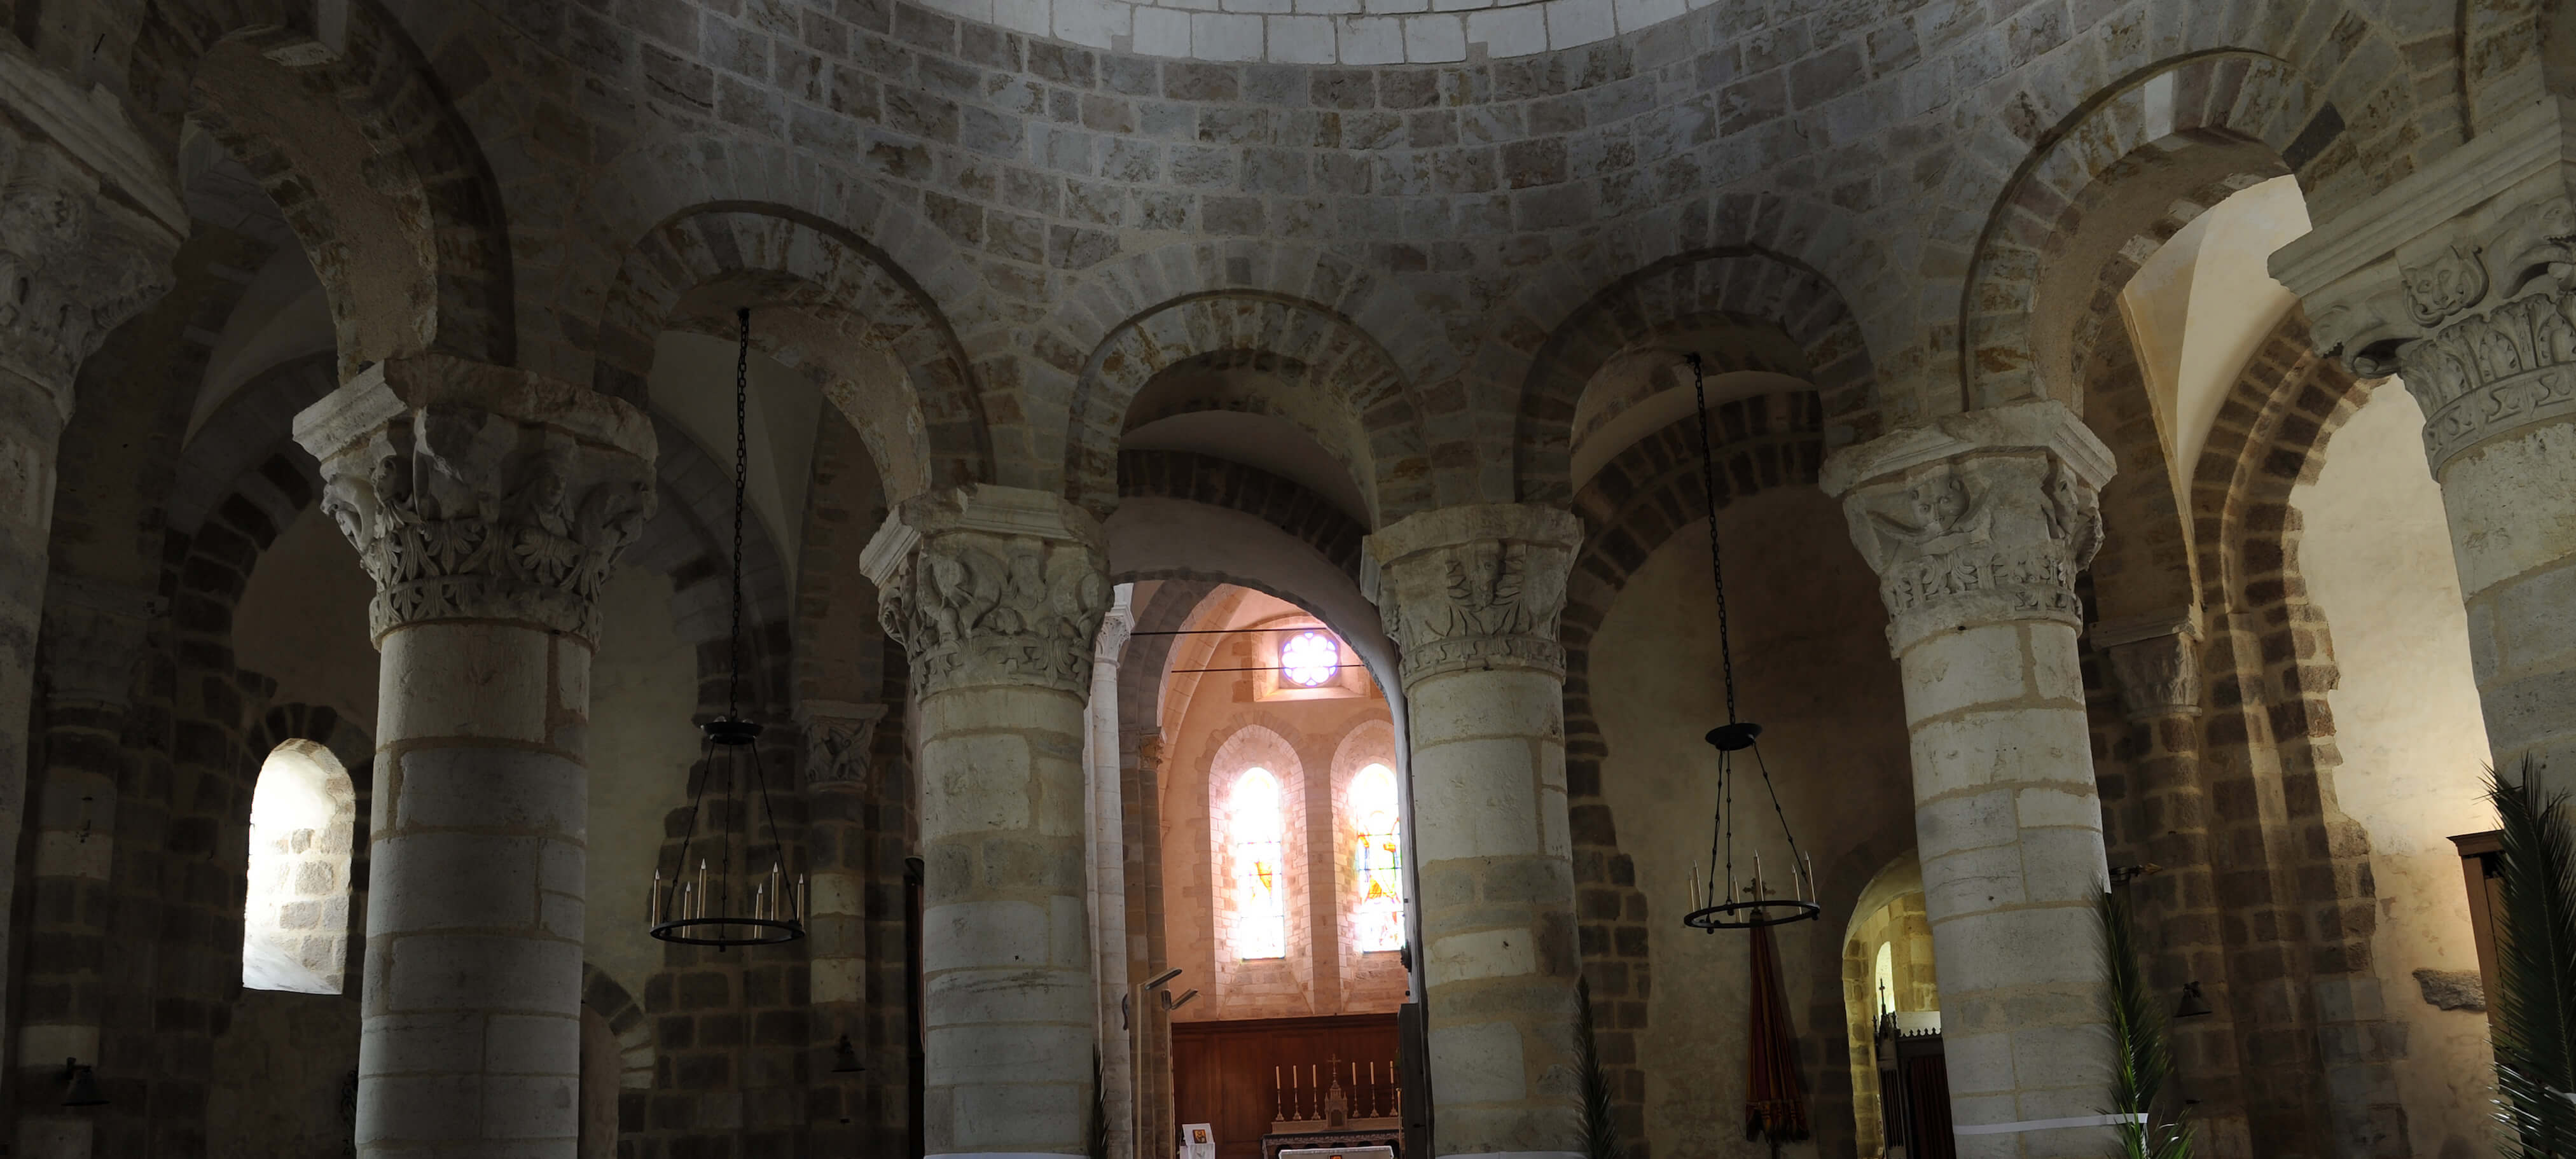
top-left (1908, 475), bottom-right (1967, 531)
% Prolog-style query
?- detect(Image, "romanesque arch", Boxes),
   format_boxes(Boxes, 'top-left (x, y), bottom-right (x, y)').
top-left (141, 17), bottom-right (516, 375)
top-left (1065, 291), bottom-right (1432, 524)
top-left (1514, 247), bottom-right (1878, 505)
top-left (590, 204), bottom-right (991, 503)
top-left (1959, 52), bottom-right (2393, 416)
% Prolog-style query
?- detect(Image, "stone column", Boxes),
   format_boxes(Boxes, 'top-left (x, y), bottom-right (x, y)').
top-left (0, 55), bottom-right (183, 1089)
top-left (293, 356), bottom-right (656, 1158)
top-left (1361, 503), bottom-right (1584, 1159)
top-left (2273, 101), bottom-right (2576, 786)
top-left (860, 484), bottom-right (1111, 1158)
top-left (1088, 590), bottom-right (1135, 1159)
top-left (1820, 401), bottom-right (2119, 1158)
top-left (1126, 735), bottom-right (1175, 1159)
top-left (15, 576), bottom-right (155, 1158)
top-left (2095, 614), bottom-right (2252, 1156)
top-left (800, 697), bottom-right (891, 1149)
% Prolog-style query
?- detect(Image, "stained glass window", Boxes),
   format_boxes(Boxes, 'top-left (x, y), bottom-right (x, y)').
top-left (1350, 763), bottom-right (1404, 952)
top-left (1280, 630), bottom-right (1339, 687)
top-left (1229, 768), bottom-right (1287, 960)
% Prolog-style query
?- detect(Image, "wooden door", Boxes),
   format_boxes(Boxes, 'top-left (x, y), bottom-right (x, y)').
top-left (1171, 1013), bottom-right (1402, 1159)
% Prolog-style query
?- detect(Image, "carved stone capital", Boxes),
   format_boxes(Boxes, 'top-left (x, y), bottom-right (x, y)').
top-left (797, 699), bottom-right (888, 790)
top-left (2271, 100), bottom-right (2576, 470)
top-left (291, 356), bottom-right (658, 645)
top-left (1360, 503), bottom-right (1581, 687)
top-left (40, 573), bottom-right (160, 708)
top-left (2094, 610), bottom-right (2203, 723)
top-left (0, 131), bottom-right (181, 416)
top-left (1824, 401), bottom-right (2114, 655)
top-left (1095, 588), bottom-right (1135, 670)
top-left (859, 484), bottom-right (1111, 698)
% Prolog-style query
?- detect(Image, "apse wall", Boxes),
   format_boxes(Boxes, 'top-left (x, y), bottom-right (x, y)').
top-left (2289, 382), bottom-right (2494, 1158)
top-left (1158, 623), bottom-right (1402, 1021)
top-left (1590, 485), bottom-right (1915, 1153)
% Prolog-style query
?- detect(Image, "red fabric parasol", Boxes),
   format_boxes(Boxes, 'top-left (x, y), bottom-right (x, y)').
top-left (1745, 920), bottom-right (1811, 1144)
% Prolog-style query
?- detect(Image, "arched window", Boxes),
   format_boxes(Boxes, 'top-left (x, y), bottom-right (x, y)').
top-left (1228, 768), bottom-right (1287, 960)
top-left (1349, 764), bottom-right (1403, 953)
top-left (1873, 941), bottom-right (1895, 1018)
top-left (244, 740), bottom-right (356, 994)
top-left (1280, 630), bottom-right (1340, 688)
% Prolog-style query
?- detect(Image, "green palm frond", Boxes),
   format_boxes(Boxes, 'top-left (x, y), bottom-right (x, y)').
top-left (2491, 761), bottom-right (2576, 1156)
top-left (2103, 890), bottom-right (2194, 1159)
top-left (1577, 978), bottom-right (1625, 1159)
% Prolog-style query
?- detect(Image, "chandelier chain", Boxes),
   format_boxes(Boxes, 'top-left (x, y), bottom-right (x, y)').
top-left (1689, 354), bottom-right (1738, 722)
top-left (730, 308), bottom-right (750, 719)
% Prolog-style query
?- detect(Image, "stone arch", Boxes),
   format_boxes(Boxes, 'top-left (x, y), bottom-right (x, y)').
top-left (1116, 450), bottom-right (1366, 581)
top-left (1514, 247), bottom-right (1877, 505)
top-left (1066, 292), bottom-right (1430, 525)
top-left (591, 205), bottom-right (991, 502)
top-left (2173, 308), bottom-right (2402, 1153)
top-left (144, 16), bottom-right (515, 375)
top-left (579, 963), bottom-right (654, 1091)
top-left (170, 352), bottom-right (336, 534)
top-left (1557, 391), bottom-right (1825, 1144)
top-left (1960, 53), bottom-right (2371, 415)
top-left (2075, 316), bottom-right (2201, 631)
top-left (536, 134), bottom-right (993, 448)
top-left (1838, 852), bottom-right (1932, 1158)
top-left (2470, 0), bottom-right (2554, 130)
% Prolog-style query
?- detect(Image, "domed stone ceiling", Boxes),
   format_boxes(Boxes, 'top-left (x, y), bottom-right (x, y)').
top-left (925, 0), bottom-right (1697, 63)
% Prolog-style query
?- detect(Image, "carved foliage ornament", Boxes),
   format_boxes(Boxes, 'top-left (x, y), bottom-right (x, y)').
top-left (1842, 452), bottom-right (2102, 648)
top-left (1374, 536), bottom-right (1573, 683)
top-left (877, 531), bottom-right (1110, 697)
top-left (800, 703), bottom-right (888, 789)
top-left (2393, 283), bottom-right (2576, 469)
top-left (318, 406), bottom-right (653, 642)
top-left (0, 140), bottom-right (176, 406)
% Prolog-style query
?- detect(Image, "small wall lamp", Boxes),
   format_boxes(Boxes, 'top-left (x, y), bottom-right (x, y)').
top-left (830, 1034), bottom-right (866, 1074)
top-left (2175, 981), bottom-right (2215, 1020)
top-left (61, 1058), bottom-right (105, 1107)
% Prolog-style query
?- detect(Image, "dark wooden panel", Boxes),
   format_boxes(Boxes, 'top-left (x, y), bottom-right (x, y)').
top-left (1172, 1014), bottom-right (1402, 1159)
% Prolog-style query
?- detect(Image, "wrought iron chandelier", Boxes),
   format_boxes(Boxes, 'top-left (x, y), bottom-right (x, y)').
top-left (649, 307), bottom-right (806, 948)
top-left (1679, 353), bottom-right (1819, 933)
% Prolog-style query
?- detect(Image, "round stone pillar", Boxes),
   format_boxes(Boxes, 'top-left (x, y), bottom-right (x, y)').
top-left (861, 484), bottom-right (1111, 1158)
top-left (0, 102), bottom-right (180, 1130)
top-left (2395, 284), bottom-right (2576, 781)
top-left (2270, 105), bottom-right (2576, 785)
top-left (293, 356), bottom-right (656, 1158)
top-left (1361, 503), bottom-right (1584, 1159)
top-left (1822, 401), bottom-right (2119, 1158)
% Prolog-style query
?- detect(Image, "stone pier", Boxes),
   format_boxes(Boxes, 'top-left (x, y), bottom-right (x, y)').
top-left (2275, 101), bottom-right (2576, 787)
top-left (862, 483), bottom-right (1111, 1158)
top-left (1362, 503), bottom-right (1584, 1159)
top-left (0, 70), bottom-right (182, 1127)
top-left (1822, 401), bottom-right (2119, 1158)
top-left (294, 356), bottom-right (656, 1157)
